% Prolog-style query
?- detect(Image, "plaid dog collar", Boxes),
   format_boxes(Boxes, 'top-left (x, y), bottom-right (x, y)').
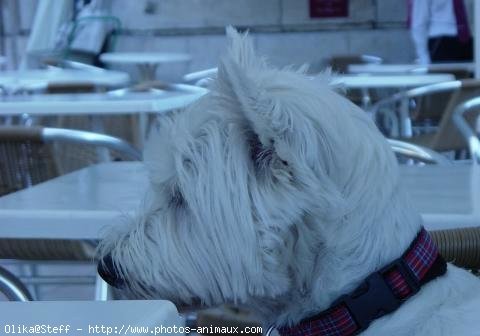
top-left (278, 228), bottom-right (447, 336)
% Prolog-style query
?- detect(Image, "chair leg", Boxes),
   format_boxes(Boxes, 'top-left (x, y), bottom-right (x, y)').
top-left (94, 274), bottom-right (113, 301)
top-left (0, 265), bottom-right (33, 301)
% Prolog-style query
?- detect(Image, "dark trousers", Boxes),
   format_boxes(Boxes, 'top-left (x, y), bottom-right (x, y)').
top-left (428, 36), bottom-right (473, 63)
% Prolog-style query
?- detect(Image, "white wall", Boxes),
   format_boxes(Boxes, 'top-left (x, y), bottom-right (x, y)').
top-left (104, 0), bottom-right (414, 81)
top-left (2, 0), bottom-right (416, 79)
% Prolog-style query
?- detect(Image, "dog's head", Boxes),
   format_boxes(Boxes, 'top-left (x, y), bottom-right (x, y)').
top-left (98, 28), bottom-right (409, 322)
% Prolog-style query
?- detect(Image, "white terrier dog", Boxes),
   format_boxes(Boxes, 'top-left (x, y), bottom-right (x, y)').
top-left (98, 28), bottom-right (480, 335)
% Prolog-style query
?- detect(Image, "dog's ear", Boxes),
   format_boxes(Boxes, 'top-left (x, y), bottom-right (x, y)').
top-left (217, 27), bottom-right (288, 149)
top-left (216, 27), bottom-right (320, 174)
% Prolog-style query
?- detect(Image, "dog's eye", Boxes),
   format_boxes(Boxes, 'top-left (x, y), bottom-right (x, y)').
top-left (169, 187), bottom-right (185, 208)
top-left (248, 132), bottom-right (272, 168)
top-left (248, 133), bottom-right (289, 171)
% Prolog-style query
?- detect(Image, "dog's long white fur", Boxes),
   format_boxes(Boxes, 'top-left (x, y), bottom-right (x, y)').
top-left (98, 28), bottom-right (480, 334)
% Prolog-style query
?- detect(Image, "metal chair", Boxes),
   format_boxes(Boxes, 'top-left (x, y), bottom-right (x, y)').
top-left (0, 266), bottom-right (33, 301)
top-left (370, 80), bottom-right (480, 154)
top-left (387, 139), bottom-right (450, 165)
top-left (452, 97), bottom-right (480, 164)
top-left (0, 126), bottom-right (141, 300)
top-left (183, 68), bottom-right (217, 87)
top-left (370, 80), bottom-right (460, 137)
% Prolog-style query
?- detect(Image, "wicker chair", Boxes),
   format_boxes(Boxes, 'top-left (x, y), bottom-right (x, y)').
top-left (430, 228), bottom-right (480, 270)
top-left (0, 126), bottom-right (141, 300)
top-left (0, 126), bottom-right (141, 195)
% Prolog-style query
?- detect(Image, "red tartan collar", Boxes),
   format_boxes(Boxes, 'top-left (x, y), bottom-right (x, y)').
top-left (277, 228), bottom-right (447, 336)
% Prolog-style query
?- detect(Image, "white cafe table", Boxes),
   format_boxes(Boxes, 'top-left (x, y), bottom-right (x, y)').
top-left (401, 164), bottom-right (480, 230)
top-left (0, 162), bottom-right (478, 240)
top-left (0, 84), bottom-right (206, 117)
top-left (0, 68), bottom-right (130, 92)
top-left (332, 73), bottom-right (455, 89)
top-left (348, 63), bottom-right (474, 75)
top-left (0, 162), bottom-right (148, 240)
top-left (0, 300), bottom-right (184, 335)
top-left (0, 84), bottom-right (207, 145)
top-left (181, 69), bottom-right (455, 89)
top-left (100, 52), bottom-right (192, 81)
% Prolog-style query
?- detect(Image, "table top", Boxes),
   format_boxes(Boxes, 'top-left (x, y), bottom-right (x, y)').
top-left (0, 162), bottom-right (478, 239)
top-left (401, 164), bottom-right (480, 230)
top-left (332, 73), bottom-right (455, 89)
top-left (348, 63), bottom-right (474, 74)
top-left (100, 52), bottom-right (192, 65)
top-left (0, 300), bottom-right (183, 332)
top-left (0, 162), bottom-right (147, 239)
top-left (0, 84), bottom-right (207, 116)
top-left (0, 68), bottom-right (130, 89)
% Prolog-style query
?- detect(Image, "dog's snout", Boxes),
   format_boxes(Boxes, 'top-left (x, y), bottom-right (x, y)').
top-left (97, 254), bottom-right (125, 289)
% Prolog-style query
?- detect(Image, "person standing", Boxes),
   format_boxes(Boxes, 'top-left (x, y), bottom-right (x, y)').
top-left (409, 0), bottom-right (473, 64)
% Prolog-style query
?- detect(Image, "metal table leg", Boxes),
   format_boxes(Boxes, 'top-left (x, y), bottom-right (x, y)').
top-left (94, 274), bottom-right (114, 301)
top-left (399, 97), bottom-right (413, 138)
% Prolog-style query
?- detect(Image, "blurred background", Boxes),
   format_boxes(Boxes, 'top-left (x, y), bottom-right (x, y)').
top-left (0, 1), bottom-right (479, 331)
top-left (2, 0), bottom-right (469, 78)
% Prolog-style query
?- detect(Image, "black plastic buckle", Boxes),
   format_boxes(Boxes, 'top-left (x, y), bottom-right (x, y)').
top-left (334, 258), bottom-right (420, 333)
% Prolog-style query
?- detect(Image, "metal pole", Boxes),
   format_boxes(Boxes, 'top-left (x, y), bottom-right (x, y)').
top-left (4, 0), bottom-right (20, 69)
top-left (475, 0), bottom-right (480, 78)
top-left (0, 0), bottom-right (5, 57)
top-left (94, 274), bottom-right (114, 301)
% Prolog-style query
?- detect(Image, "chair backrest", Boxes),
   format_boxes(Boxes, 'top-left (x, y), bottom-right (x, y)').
top-left (370, 80), bottom-right (463, 114)
top-left (183, 68), bottom-right (217, 87)
top-left (370, 80), bottom-right (480, 152)
top-left (452, 96), bottom-right (480, 163)
top-left (410, 88), bottom-right (456, 123)
top-left (0, 126), bottom-right (141, 196)
top-left (387, 139), bottom-right (450, 164)
top-left (413, 69), bottom-right (473, 122)
top-left (431, 79), bottom-right (480, 151)
top-left (0, 127), bottom-right (57, 195)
